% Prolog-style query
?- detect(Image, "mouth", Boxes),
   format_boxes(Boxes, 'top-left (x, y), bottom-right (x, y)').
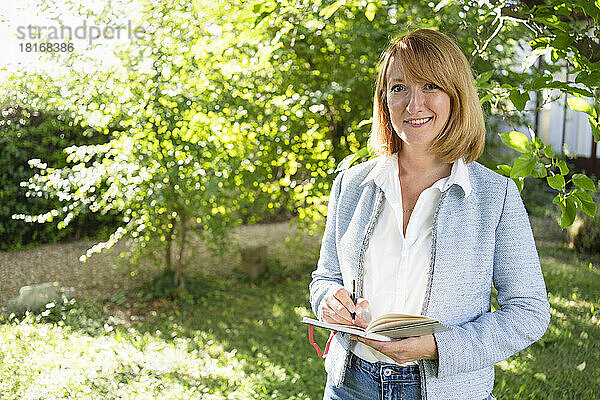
top-left (404, 117), bottom-right (433, 127)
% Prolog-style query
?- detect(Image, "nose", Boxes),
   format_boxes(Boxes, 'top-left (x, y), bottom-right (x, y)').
top-left (406, 88), bottom-right (425, 115)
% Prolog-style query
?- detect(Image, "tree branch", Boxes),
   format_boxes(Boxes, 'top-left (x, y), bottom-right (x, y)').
top-left (500, 4), bottom-right (600, 63)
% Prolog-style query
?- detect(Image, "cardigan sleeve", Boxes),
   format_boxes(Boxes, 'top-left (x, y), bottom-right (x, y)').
top-left (432, 177), bottom-right (551, 378)
top-left (309, 172), bottom-right (345, 321)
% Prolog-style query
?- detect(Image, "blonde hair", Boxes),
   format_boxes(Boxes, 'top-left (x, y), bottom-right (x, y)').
top-left (370, 28), bottom-right (485, 163)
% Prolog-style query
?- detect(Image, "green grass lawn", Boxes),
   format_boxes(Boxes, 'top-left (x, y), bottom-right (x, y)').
top-left (0, 246), bottom-right (599, 399)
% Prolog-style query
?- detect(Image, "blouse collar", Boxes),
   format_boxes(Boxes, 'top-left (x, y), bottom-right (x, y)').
top-left (360, 154), bottom-right (472, 197)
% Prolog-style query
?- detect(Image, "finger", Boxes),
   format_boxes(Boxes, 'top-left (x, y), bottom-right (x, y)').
top-left (322, 306), bottom-right (352, 325)
top-left (361, 337), bottom-right (408, 352)
top-left (333, 287), bottom-right (356, 313)
top-left (355, 298), bottom-right (369, 315)
top-left (321, 302), bottom-right (341, 324)
top-left (355, 336), bottom-right (380, 349)
top-left (329, 290), bottom-right (354, 317)
top-left (354, 315), bottom-right (368, 328)
top-left (323, 295), bottom-right (353, 323)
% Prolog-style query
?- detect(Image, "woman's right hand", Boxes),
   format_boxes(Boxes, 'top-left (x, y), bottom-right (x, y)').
top-left (320, 287), bottom-right (369, 328)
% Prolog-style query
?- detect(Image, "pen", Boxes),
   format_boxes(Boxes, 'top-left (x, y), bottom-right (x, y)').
top-left (351, 280), bottom-right (356, 324)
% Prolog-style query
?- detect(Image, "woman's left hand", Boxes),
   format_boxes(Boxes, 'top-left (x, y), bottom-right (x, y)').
top-left (350, 334), bottom-right (439, 364)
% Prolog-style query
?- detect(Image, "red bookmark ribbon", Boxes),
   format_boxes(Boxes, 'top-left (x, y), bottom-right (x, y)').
top-left (308, 324), bottom-right (336, 359)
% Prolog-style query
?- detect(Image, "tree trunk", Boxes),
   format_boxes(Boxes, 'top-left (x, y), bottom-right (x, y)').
top-left (174, 215), bottom-right (187, 291)
top-left (166, 226), bottom-right (173, 272)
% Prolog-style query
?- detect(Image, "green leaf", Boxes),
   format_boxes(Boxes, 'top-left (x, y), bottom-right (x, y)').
top-left (558, 160), bottom-right (569, 175)
top-left (499, 131), bottom-right (533, 153)
top-left (253, 10), bottom-right (275, 28)
top-left (560, 196), bottom-right (577, 228)
top-left (479, 93), bottom-right (493, 104)
top-left (590, 118), bottom-right (600, 141)
top-left (577, 0), bottom-right (600, 23)
top-left (594, 125), bottom-right (600, 142)
top-left (529, 74), bottom-right (552, 91)
top-left (532, 161), bottom-right (547, 178)
top-left (552, 193), bottom-right (563, 205)
top-left (572, 191), bottom-right (596, 217)
top-left (513, 177), bottom-right (525, 193)
top-left (320, 0), bottom-right (345, 19)
top-left (534, 14), bottom-right (560, 29)
top-left (511, 153), bottom-right (537, 178)
top-left (555, 4), bottom-right (573, 17)
top-left (434, 0), bottom-right (454, 11)
top-left (509, 90), bottom-right (530, 111)
top-left (534, 372), bottom-right (547, 382)
top-left (547, 174), bottom-right (566, 190)
top-left (566, 86), bottom-right (595, 97)
top-left (543, 145), bottom-right (555, 158)
top-left (364, 3), bottom-right (377, 21)
top-left (533, 136), bottom-right (544, 150)
top-left (356, 146), bottom-right (370, 158)
top-left (495, 164), bottom-right (512, 177)
top-left (335, 147), bottom-right (370, 172)
top-left (552, 33), bottom-right (572, 49)
top-left (521, 47), bottom-right (552, 71)
top-left (572, 173), bottom-right (597, 191)
top-left (567, 97), bottom-right (598, 118)
top-left (357, 118), bottom-right (372, 129)
top-left (476, 81), bottom-right (495, 90)
top-left (575, 70), bottom-right (600, 88)
top-left (475, 70), bottom-right (494, 85)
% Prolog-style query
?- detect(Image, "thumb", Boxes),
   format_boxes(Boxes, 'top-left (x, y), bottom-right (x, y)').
top-left (355, 298), bottom-right (369, 315)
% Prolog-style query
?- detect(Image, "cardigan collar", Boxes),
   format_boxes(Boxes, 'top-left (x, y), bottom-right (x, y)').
top-left (360, 154), bottom-right (472, 197)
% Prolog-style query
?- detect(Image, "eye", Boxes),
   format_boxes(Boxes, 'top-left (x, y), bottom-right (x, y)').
top-left (425, 83), bottom-right (440, 90)
top-left (390, 84), bottom-right (406, 93)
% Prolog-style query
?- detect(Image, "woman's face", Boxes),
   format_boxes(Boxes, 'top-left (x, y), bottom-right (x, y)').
top-left (385, 57), bottom-right (451, 150)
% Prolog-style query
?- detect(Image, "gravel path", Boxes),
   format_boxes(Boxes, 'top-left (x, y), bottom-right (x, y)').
top-left (0, 221), bottom-right (321, 307)
top-left (0, 216), bottom-right (568, 307)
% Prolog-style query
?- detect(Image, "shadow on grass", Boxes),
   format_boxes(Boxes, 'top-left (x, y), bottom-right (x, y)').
top-left (3, 245), bottom-right (598, 399)
top-left (149, 264), bottom-right (328, 399)
top-left (0, 262), bottom-right (328, 399)
top-left (115, 262), bottom-right (327, 399)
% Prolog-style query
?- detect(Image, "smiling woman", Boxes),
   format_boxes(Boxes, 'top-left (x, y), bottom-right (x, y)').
top-left (371, 29), bottom-right (485, 163)
top-left (386, 68), bottom-right (451, 150)
top-left (309, 29), bottom-right (550, 400)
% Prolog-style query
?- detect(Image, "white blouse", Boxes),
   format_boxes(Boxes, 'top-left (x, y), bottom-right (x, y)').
top-left (351, 154), bottom-right (471, 365)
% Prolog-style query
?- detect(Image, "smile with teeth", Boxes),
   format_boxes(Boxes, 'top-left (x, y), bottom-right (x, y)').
top-left (405, 117), bottom-right (433, 126)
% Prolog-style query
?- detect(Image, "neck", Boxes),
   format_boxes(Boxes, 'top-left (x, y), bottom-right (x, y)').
top-left (397, 148), bottom-right (450, 178)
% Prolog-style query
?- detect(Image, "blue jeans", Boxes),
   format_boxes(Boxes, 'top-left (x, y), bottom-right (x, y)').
top-left (323, 353), bottom-right (497, 400)
top-left (323, 353), bottom-right (421, 400)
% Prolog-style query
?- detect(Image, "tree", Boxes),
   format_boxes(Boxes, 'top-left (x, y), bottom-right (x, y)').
top-left (9, 0), bottom-right (592, 289)
top-left (9, 0), bottom-right (457, 279)
top-left (7, 0), bottom-right (246, 290)
top-left (435, 0), bottom-right (600, 228)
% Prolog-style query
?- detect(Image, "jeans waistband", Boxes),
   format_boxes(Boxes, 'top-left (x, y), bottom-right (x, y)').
top-left (349, 352), bottom-right (420, 382)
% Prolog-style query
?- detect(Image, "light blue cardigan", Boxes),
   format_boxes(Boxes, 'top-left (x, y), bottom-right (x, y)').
top-left (309, 158), bottom-right (550, 400)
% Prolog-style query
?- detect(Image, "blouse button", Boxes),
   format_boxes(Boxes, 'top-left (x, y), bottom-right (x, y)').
top-left (384, 369), bottom-right (392, 376)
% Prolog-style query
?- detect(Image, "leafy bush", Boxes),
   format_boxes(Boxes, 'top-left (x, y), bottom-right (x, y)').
top-left (0, 106), bottom-right (120, 250)
top-left (0, 296), bottom-right (108, 337)
top-left (572, 190), bottom-right (600, 255)
top-left (520, 175), bottom-right (559, 218)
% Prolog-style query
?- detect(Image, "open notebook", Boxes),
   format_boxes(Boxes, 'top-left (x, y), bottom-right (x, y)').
top-left (302, 313), bottom-right (450, 341)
